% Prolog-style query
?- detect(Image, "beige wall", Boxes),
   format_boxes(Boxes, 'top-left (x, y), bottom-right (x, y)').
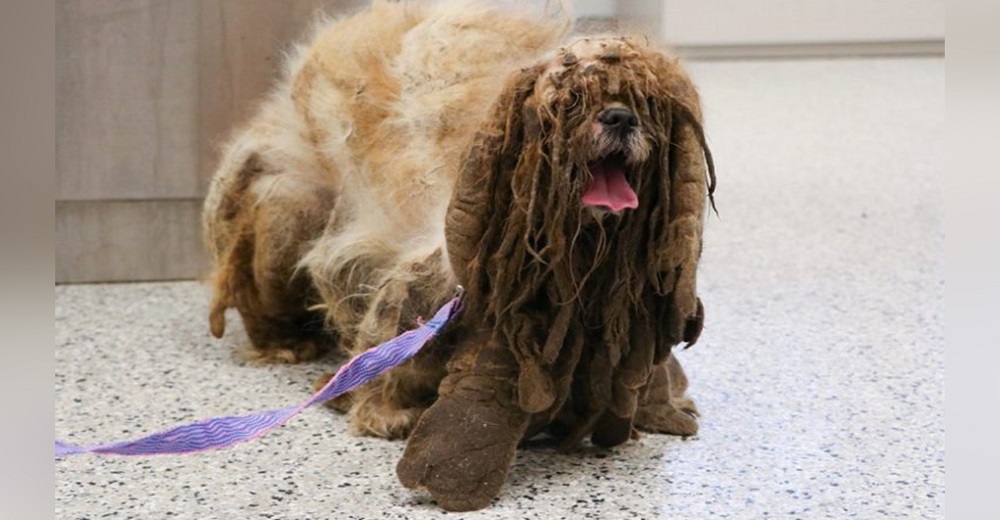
top-left (56, 0), bottom-right (360, 283)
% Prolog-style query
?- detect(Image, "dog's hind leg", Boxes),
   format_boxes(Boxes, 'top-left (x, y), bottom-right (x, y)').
top-left (331, 347), bottom-right (448, 439)
top-left (313, 309), bottom-right (449, 439)
top-left (633, 353), bottom-right (699, 437)
top-left (204, 152), bottom-right (338, 363)
top-left (313, 252), bottom-right (454, 438)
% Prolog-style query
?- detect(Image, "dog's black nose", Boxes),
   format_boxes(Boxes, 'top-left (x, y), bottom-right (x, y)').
top-left (597, 107), bottom-right (638, 130)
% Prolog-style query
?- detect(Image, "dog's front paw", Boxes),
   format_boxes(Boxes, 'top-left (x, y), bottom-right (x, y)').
top-left (351, 402), bottom-right (425, 439)
top-left (315, 374), bottom-right (426, 438)
top-left (396, 380), bottom-right (529, 512)
top-left (313, 373), bottom-right (353, 413)
top-left (634, 397), bottom-right (699, 437)
top-left (243, 338), bottom-right (327, 364)
top-left (591, 409), bottom-right (635, 448)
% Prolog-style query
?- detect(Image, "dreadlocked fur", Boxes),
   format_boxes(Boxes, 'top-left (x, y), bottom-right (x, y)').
top-left (446, 39), bottom-right (714, 432)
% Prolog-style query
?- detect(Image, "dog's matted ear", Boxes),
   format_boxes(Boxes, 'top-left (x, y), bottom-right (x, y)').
top-left (646, 57), bottom-right (717, 364)
top-left (445, 64), bottom-right (572, 413)
top-left (444, 64), bottom-right (545, 287)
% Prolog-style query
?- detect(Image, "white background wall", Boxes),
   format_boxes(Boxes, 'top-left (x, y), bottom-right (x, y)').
top-left (610, 0), bottom-right (943, 56)
top-left (660, 0), bottom-right (945, 47)
top-left (573, 0), bottom-right (617, 18)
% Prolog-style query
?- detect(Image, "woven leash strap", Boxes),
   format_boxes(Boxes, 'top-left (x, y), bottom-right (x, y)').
top-left (55, 295), bottom-right (462, 458)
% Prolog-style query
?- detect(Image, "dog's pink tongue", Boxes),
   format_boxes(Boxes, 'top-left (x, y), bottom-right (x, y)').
top-left (582, 163), bottom-right (639, 211)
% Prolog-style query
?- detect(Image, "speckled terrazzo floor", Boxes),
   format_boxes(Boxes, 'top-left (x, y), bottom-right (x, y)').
top-left (55, 57), bottom-right (944, 519)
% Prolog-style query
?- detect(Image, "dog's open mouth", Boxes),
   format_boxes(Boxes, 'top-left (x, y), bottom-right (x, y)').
top-left (582, 153), bottom-right (638, 212)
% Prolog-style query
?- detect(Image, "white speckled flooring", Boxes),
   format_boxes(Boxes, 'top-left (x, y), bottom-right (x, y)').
top-left (55, 57), bottom-right (944, 519)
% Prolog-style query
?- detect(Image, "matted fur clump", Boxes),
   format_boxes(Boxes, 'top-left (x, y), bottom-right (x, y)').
top-left (202, 0), bottom-right (715, 511)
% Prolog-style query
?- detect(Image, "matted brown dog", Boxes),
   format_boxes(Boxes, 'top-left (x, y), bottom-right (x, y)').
top-left (202, 0), bottom-right (715, 511)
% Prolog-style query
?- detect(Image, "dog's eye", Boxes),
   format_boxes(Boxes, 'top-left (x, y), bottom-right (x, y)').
top-left (557, 91), bottom-right (581, 113)
top-left (548, 89), bottom-right (583, 115)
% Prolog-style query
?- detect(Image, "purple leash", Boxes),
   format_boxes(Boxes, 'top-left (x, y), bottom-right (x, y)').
top-left (55, 295), bottom-right (462, 458)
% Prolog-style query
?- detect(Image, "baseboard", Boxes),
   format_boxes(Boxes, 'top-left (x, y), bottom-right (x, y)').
top-left (673, 40), bottom-right (945, 61)
top-left (56, 199), bottom-right (207, 284)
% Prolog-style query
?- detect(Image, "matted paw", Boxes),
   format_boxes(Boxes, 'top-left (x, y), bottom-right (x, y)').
top-left (634, 398), bottom-right (699, 437)
top-left (350, 403), bottom-right (425, 439)
top-left (591, 409), bottom-right (634, 448)
top-left (313, 373), bottom-right (352, 413)
top-left (396, 392), bottom-right (528, 512)
top-left (242, 339), bottom-right (326, 364)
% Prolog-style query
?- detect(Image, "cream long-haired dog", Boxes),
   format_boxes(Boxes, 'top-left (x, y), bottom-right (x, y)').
top-left (203, 0), bottom-right (715, 511)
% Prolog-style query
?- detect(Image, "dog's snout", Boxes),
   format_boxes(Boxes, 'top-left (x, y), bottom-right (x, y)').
top-left (597, 108), bottom-right (638, 131)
